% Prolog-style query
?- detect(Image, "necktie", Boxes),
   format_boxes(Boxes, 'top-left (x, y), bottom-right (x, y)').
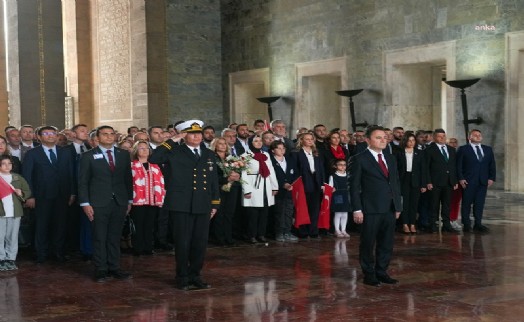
top-left (231, 147), bottom-right (236, 156)
top-left (49, 149), bottom-right (57, 165)
top-left (378, 153), bottom-right (389, 177)
top-left (193, 148), bottom-right (200, 159)
top-left (106, 150), bottom-right (115, 172)
top-left (80, 145), bottom-right (85, 153)
top-left (441, 146), bottom-right (448, 162)
top-left (475, 145), bottom-right (483, 162)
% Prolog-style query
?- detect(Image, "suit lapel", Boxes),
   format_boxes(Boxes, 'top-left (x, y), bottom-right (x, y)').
top-left (38, 146), bottom-right (54, 167)
top-left (364, 150), bottom-right (388, 179)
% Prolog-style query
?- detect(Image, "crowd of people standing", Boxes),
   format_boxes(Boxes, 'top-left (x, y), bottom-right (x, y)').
top-left (0, 118), bottom-right (496, 288)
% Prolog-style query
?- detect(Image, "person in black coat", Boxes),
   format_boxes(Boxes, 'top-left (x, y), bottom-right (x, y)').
top-left (322, 131), bottom-right (350, 177)
top-left (149, 120), bottom-right (220, 291)
top-left (210, 137), bottom-right (240, 246)
top-left (291, 132), bottom-right (325, 239)
top-left (78, 126), bottom-right (133, 282)
top-left (396, 132), bottom-right (427, 234)
top-left (22, 126), bottom-right (76, 263)
top-left (456, 129), bottom-right (496, 233)
top-left (270, 140), bottom-right (299, 242)
top-left (424, 128), bottom-right (459, 233)
top-left (350, 125), bottom-right (402, 286)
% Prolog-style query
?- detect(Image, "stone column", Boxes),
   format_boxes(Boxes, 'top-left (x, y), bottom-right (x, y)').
top-left (7, 0), bottom-right (65, 128)
top-left (90, 0), bottom-right (149, 133)
top-left (0, 0), bottom-right (8, 129)
top-left (62, 0), bottom-right (94, 128)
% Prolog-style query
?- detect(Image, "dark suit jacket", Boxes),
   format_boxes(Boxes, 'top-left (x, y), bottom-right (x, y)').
top-left (270, 154), bottom-right (298, 199)
top-left (232, 140), bottom-right (246, 156)
top-left (396, 149), bottom-right (427, 188)
top-left (352, 142), bottom-right (368, 156)
top-left (22, 145), bottom-right (75, 200)
top-left (149, 141), bottom-right (220, 214)
top-left (322, 145), bottom-right (350, 176)
top-left (349, 149), bottom-right (402, 214)
top-left (425, 143), bottom-right (458, 187)
top-left (292, 149), bottom-right (325, 193)
top-left (456, 144), bottom-right (496, 185)
top-left (78, 146), bottom-right (133, 207)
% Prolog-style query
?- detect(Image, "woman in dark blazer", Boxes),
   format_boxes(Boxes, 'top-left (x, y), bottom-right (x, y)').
top-left (396, 132), bottom-right (427, 234)
top-left (322, 131), bottom-right (350, 177)
top-left (291, 132), bottom-right (325, 238)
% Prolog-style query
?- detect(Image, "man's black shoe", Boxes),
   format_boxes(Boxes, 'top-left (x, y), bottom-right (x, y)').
top-left (191, 279), bottom-right (211, 290)
top-left (473, 225), bottom-right (489, 233)
top-left (363, 276), bottom-right (381, 287)
top-left (462, 225), bottom-right (471, 233)
top-left (95, 271), bottom-right (107, 283)
top-left (377, 275), bottom-right (399, 284)
top-left (176, 283), bottom-right (189, 291)
top-left (441, 226), bottom-right (460, 234)
top-left (108, 270), bottom-right (132, 280)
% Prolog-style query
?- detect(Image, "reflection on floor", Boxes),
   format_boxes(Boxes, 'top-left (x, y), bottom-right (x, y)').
top-left (2, 194), bottom-right (524, 321)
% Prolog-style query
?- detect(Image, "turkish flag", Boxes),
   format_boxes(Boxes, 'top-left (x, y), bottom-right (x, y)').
top-left (0, 176), bottom-right (15, 199)
top-left (318, 184), bottom-right (333, 229)
top-left (291, 177), bottom-right (310, 228)
top-left (264, 120), bottom-right (271, 131)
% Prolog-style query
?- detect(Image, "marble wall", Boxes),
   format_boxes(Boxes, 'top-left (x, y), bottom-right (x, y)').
top-left (221, 0), bottom-right (524, 189)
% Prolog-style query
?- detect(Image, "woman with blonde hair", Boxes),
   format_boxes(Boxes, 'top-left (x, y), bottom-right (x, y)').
top-left (210, 137), bottom-right (240, 246)
top-left (292, 132), bottom-right (325, 239)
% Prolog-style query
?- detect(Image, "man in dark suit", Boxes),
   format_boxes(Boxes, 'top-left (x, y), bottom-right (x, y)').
top-left (78, 125), bottom-right (133, 282)
top-left (235, 124), bottom-right (251, 154)
top-left (149, 120), bottom-right (220, 291)
top-left (271, 120), bottom-right (295, 153)
top-left (456, 129), bottom-right (496, 233)
top-left (66, 124), bottom-right (93, 261)
top-left (350, 125), bottom-right (402, 286)
top-left (223, 128), bottom-right (244, 157)
top-left (22, 126), bottom-right (76, 263)
top-left (425, 128), bottom-right (459, 233)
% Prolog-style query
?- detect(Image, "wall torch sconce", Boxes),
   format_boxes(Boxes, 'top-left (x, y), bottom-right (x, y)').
top-left (256, 96), bottom-right (281, 121)
top-left (444, 78), bottom-right (482, 140)
top-left (336, 89), bottom-right (368, 132)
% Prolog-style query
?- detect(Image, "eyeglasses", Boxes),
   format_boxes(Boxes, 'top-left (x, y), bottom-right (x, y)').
top-left (40, 132), bottom-right (57, 136)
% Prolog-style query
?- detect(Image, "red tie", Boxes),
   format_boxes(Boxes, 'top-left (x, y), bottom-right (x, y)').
top-left (107, 150), bottom-right (115, 172)
top-left (378, 153), bottom-right (389, 178)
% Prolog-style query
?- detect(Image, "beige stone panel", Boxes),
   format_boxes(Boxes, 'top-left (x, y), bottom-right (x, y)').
top-left (295, 57), bottom-right (348, 133)
top-left (391, 105), bottom-right (433, 132)
top-left (384, 41), bottom-right (456, 135)
top-left (229, 68), bottom-right (270, 125)
top-left (232, 83), bottom-right (267, 125)
top-left (305, 75), bottom-right (341, 130)
top-left (505, 31), bottom-right (524, 192)
top-left (92, 0), bottom-right (148, 133)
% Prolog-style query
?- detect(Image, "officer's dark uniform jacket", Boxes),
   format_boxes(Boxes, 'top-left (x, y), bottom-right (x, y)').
top-left (149, 139), bottom-right (220, 213)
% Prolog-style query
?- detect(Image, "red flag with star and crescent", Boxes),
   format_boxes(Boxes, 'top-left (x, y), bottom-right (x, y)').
top-left (318, 183), bottom-right (333, 229)
top-left (291, 177), bottom-right (310, 228)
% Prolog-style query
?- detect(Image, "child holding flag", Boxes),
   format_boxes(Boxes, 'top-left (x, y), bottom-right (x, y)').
top-left (0, 155), bottom-right (31, 271)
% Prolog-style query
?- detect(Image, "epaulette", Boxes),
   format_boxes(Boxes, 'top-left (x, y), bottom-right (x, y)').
top-left (211, 199), bottom-right (220, 205)
top-left (161, 142), bottom-right (172, 150)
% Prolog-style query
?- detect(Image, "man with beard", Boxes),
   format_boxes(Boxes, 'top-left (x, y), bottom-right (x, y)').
top-left (235, 124), bottom-right (251, 154)
top-left (202, 126), bottom-right (215, 148)
top-left (392, 127), bottom-right (404, 146)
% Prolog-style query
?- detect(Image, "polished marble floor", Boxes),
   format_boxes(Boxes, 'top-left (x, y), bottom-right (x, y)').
top-left (2, 193), bottom-right (524, 321)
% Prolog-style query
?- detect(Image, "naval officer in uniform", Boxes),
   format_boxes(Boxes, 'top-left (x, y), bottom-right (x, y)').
top-left (149, 120), bottom-right (220, 290)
